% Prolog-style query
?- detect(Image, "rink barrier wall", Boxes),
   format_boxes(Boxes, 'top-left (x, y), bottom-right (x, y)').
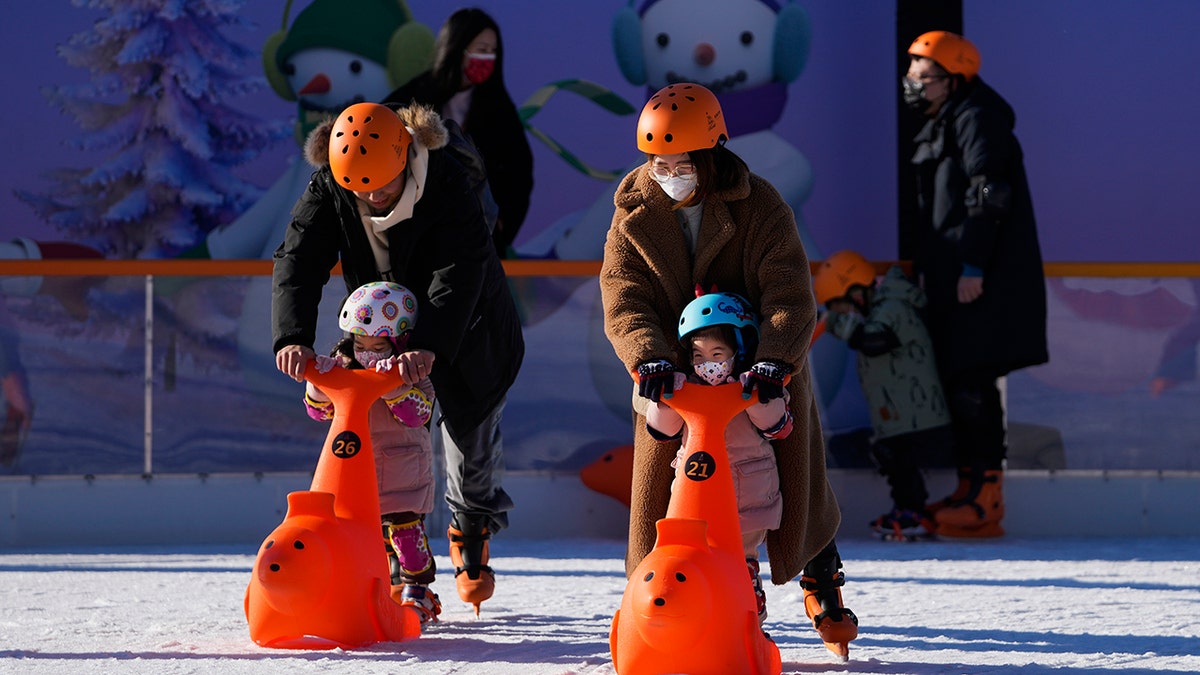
top-left (0, 258), bottom-right (1195, 476)
top-left (2, 260), bottom-right (1198, 547)
top-left (2, 469), bottom-right (1198, 549)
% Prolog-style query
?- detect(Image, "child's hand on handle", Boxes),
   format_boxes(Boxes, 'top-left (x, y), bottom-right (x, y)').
top-left (741, 360), bottom-right (791, 403)
top-left (636, 359), bottom-right (679, 402)
top-left (373, 354), bottom-right (400, 373)
top-left (276, 344), bottom-right (316, 382)
top-left (313, 354), bottom-right (338, 374)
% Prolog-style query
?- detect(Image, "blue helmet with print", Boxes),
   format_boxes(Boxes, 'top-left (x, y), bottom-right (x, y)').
top-left (677, 287), bottom-right (759, 358)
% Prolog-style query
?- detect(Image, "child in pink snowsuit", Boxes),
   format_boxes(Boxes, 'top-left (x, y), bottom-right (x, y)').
top-left (644, 291), bottom-right (792, 624)
top-left (303, 281), bottom-right (440, 623)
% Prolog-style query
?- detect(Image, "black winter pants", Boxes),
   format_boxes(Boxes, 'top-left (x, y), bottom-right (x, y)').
top-left (945, 371), bottom-right (1007, 471)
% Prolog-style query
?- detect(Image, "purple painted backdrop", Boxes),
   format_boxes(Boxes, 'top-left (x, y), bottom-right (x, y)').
top-left (1, 2), bottom-right (1198, 477)
top-left (5, 2), bottom-right (1200, 260)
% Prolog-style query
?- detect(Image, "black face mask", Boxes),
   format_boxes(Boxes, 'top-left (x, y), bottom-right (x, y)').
top-left (902, 77), bottom-right (932, 113)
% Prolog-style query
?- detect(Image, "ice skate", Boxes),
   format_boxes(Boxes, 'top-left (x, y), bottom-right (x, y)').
top-left (870, 507), bottom-right (937, 542)
top-left (935, 470), bottom-right (1004, 536)
top-left (926, 466), bottom-right (971, 515)
top-left (938, 521), bottom-right (1005, 538)
top-left (399, 583), bottom-right (442, 624)
top-left (799, 570), bottom-right (858, 661)
top-left (448, 513), bottom-right (494, 615)
top-left (746, 557), bottom-right (767, 625)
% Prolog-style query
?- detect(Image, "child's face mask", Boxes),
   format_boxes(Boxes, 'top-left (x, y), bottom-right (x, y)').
top-left (693, 358), bottom-right (735, 386)
top-left (354, 349), bottom-right (390, 369)
top-left (353, 336), bottom-right (395, 369)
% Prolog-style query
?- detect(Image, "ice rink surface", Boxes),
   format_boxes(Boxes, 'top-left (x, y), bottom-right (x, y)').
top-left (2, 536), bottom-right (1198, 674)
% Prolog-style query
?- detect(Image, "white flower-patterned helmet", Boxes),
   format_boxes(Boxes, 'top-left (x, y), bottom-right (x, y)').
top-left (338, 281), bottom-right (418, 337)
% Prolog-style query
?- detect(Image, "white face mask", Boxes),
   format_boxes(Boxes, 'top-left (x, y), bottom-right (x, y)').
top-left (693, 359), bottom-right (734, 386)
top-left (354, 349), bottom-right (390, 369)
top-left (657, 175), bottom-right (697, 202)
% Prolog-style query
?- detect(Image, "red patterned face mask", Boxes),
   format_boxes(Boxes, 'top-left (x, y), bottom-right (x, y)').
top-left (463, 53), bottom-right (496, 85)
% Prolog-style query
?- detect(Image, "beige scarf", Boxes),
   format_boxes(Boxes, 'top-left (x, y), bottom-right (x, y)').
top-left (357, 128), bottom-right (430, 278)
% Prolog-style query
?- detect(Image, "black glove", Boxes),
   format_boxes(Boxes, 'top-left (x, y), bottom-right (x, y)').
top-left (742, 360), bottom-right (791, 403)
top-left (636, 359), bottom-right (678, 402)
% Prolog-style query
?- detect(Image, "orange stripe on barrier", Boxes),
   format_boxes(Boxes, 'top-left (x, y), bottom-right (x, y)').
top-left (502, 260), bottom-right (602, 276)
top-left (0, 259), bottom-right (1196, 278)
top-left (1043, 262), bottom-right (1200, 277)
top-left (0, 259), bottom-right (605, 277)
top-left (0, 259), bottom-right (276, 276)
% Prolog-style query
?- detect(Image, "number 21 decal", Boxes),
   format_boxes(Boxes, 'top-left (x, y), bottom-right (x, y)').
top-left (684, 451), bottom-right (716, 482)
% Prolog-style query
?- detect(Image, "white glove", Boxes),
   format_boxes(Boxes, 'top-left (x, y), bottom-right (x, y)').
top-left (374, 355), bottom-right (400, 373)
top-left (314, 354), bottom-right (338, 374)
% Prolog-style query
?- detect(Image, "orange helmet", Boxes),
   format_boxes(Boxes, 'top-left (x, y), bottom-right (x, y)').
top-left (908, 30), bottom-right (980, 81)
top-left (636, 83), bottom-right (728, 155)
top-left (328, 103), bottom-right (412, 192)
top-left (812, 250), bottom-right (876, 305)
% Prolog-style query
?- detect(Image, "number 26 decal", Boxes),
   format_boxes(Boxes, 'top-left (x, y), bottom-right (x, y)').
top-left (331, 431), bottom-right (362, 458)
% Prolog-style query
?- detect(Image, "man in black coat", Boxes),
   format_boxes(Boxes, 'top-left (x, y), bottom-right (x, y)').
top-left (272, 102), bottom-right (524, 613)
top-left (902, 31), bottom-right (1048, 537)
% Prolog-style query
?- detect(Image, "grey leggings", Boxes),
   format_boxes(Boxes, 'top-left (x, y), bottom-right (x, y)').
top-left (433, 396), bottom-right (514, 534)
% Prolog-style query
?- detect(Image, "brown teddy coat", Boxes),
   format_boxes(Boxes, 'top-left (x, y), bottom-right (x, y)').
top-left (600, 158), bottom-right (841, 584)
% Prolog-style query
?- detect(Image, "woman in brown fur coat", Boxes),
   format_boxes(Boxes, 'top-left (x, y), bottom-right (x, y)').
top-left (599, 84), bottom-right (858, 658)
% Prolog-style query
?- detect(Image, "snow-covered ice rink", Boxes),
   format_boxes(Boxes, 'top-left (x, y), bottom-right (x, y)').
top-left (1, 536), bottom-right (1197, 674)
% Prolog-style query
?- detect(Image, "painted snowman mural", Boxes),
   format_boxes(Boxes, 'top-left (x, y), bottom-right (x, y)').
top-left (195, 0), bottom-right (433, 406)
top-left (517, 0), bottom-right (868, 459)
top-left (549, 0), bottom-right (817, 260)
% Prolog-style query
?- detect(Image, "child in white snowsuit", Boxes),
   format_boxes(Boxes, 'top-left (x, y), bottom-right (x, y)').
top-left (813, 251), bottom-right (952, 541)
top-left (644, 291), bottom-right (793, 624)
top-left (304, 281), bottom-right (440, 623)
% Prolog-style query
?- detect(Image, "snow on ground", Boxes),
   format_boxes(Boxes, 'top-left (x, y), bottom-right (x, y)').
top-left (1, 536), bottom-right (1198, 674)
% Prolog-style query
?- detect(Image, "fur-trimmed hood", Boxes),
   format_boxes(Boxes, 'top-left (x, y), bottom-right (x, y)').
top-left (304, 105), bottom-right (450, 169)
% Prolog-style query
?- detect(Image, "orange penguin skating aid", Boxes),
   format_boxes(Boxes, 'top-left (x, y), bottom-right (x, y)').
top-left (580, 443), bottom-right (635, 507)
top-left (244, 363), bottom-right (423, 649)
top-left (610, 380), bottom-right (782, 675)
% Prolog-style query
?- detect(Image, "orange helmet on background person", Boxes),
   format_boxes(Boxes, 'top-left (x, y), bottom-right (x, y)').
top-left (908, 30), bottom-right (980, 81)
top-left (813, 250), bottom-right (877, 305)
top-left (636, 83), bottom-right (728, 155)
top-left (328, 102), bottom-right (412, 192)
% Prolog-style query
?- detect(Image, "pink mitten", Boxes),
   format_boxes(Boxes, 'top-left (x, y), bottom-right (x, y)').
top-left (385, 388), bottom-right (433, 427)
top-left (314, 354), bottom-right (338, 374)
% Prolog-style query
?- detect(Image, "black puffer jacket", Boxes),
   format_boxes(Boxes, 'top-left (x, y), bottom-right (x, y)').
top-left (911, 77), bottom-right (1048, 378)
top-left (272, 106), bottom-right (524, 438)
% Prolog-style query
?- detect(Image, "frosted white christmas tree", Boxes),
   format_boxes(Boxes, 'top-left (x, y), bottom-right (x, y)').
top-left (18, 0), bottom-right (289, 258)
